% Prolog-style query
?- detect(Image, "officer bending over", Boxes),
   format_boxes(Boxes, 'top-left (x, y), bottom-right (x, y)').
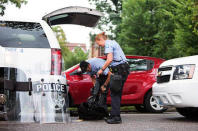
top-left (80, 58), bottom-right (112, 110)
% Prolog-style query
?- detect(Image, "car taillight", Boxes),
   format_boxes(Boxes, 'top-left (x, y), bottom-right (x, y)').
top-left (51, 48), bottom-right (62, 75)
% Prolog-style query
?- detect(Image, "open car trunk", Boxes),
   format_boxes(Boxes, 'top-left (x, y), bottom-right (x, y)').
top-left (42, 6), bottom-right (103, 27)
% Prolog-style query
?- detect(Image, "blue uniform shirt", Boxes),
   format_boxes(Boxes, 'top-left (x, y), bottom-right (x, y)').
top-left (104, 40), bottom-right (127, 66)
top-left (87, 58), bottom-right (109, 76)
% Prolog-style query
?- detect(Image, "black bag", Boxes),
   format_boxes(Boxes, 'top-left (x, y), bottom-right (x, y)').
top-left (78, 75), bottom-right (109, 120)
top-left (78, 89), bottom-right (109, 120)
top-left (78, 101), bottom-right (108, 120)
top-left (109, 74), bottom-right (122, 93)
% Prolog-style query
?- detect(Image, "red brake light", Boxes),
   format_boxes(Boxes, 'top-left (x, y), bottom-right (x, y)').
top-left (51, 48), bottom-right (62, 75)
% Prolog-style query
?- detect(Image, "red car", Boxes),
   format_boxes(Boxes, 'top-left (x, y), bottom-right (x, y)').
top-left (63, 56), bottom-right (166, 113)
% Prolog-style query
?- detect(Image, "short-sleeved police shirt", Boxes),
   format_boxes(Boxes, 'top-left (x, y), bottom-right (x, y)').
top-left (87, 58), bottom-right (109, 76)
top-left (104, 40), bottom-right (127, 66)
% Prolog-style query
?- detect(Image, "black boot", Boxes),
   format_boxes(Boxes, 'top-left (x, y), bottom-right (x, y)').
top-left (105, 116), bottom-right (122, 124)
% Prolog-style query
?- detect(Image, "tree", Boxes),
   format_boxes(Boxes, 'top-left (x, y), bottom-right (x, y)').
top-left (149, 0), bottom-right (178, 59)
top-left (52, 26), bottom-right (69, 64)
top-left (118, 0), bottom-right (198, 59)
top-left (118, 0), bottom-right (165, 56)
top-left (173, 0), bottom-right (198, 57)
top-left (0, 0), bottom-right (27, 16)
top-left (88, 0), bottom-right (122, 39)
top-left (64, 47), bottom-right (88, 69)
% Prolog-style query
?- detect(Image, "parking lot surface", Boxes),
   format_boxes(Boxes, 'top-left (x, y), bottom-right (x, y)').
top-left (0, 112), bottom-right (198, 131)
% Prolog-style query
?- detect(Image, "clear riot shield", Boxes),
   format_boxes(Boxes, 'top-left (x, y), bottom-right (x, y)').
top-left (0, 67), bottom-right (70, 123)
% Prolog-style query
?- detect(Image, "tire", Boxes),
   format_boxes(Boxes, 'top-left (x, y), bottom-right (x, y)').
top-left (135, 105), bottom-right (147, 113)
top-left (176, 108), bottom-right (198, 119)
top-left (144, 91), bottom-right (167, 113)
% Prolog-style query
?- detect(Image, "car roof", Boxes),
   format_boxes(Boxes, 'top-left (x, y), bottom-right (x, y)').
top-left (0, 16), bottom-right (43, 23)
top-left (126, 55), bottom-right (165, 60)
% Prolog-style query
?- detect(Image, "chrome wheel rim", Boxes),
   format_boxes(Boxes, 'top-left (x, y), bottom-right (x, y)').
top-left (150, 95), bottom-right (163, 110)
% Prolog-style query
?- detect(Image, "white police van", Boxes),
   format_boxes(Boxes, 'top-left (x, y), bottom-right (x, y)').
top-left (153, 55), bottom-right (198, 118)
top-left (0, 6), bottom-right (103, 122)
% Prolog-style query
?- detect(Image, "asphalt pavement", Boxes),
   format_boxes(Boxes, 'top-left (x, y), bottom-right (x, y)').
top-left (0, 112), bottom-right (198, 131)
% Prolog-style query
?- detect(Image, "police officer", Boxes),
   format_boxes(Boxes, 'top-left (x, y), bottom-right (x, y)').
top-left (79, 58), bottom-right (112, 110)
top-left (95, 32), bottom-right (129, 124)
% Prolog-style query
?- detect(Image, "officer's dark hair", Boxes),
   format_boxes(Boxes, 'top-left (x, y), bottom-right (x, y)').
top-left (80, 61), bottom-right (89, 73)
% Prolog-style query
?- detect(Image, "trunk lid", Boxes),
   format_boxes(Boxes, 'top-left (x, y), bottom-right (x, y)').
top-left (42, 6), bottom-right (103, 27)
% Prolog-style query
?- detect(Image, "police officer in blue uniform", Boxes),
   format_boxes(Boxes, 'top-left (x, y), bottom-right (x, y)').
top-left (95, 32), bottom-right (129, 124)
top-left (79, 58), bottom-right (112, 111)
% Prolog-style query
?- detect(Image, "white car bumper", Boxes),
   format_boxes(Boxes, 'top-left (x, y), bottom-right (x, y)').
top-left (152, 80), bottom-right (198, 108)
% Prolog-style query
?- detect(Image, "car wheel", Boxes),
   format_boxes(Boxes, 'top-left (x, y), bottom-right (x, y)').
top-left (135, 105), bottom-right (147, 113)
top-left (144, 91), bottom-right (167, 113)
top-left (176, 108), bottom-right (198, 118)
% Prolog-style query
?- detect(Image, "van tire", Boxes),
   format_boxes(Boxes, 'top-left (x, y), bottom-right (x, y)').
top-left (176, 108), bottom-right (198, 118)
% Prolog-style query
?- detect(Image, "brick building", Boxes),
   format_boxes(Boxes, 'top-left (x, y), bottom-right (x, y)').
top-left (90, 43), bottom-right (104, 58)
top-left (66, 42), bottom-right (87, 53)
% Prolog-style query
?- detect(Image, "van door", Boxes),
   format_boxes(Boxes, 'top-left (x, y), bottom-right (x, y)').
top-left (42, 6), bottom-right (103, 27)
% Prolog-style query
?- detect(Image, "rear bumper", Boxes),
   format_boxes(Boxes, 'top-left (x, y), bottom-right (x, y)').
top-left (152, 81), bottom-right (198, 108)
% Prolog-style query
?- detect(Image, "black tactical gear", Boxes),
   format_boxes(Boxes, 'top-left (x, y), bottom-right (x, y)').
top-left (78, 75), bottom-right (109, 120)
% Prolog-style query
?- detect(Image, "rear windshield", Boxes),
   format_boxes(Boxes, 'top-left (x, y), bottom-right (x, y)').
top-left (0, 21), bottom-right (50, 48)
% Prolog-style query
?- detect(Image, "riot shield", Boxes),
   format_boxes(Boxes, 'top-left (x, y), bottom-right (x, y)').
top-left (0, 67), bottom-right (70, 123)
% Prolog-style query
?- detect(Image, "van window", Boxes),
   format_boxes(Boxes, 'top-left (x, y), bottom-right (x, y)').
top-left (0, 21), bottom-right (50, 48)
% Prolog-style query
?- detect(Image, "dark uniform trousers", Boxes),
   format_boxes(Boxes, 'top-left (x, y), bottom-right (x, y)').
top-left (91, 75), bottom-right (109, 110)
top-left (109, 62), bottom-right (129, 116)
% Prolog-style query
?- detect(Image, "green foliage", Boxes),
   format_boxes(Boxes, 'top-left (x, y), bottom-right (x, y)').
top-left (173, 0), bottom-right (198, 57)
top-left (118, 0), bottom-right (198, 59)
top-left (52, 26), bottom-right (88, 70)
top-left (192, 1), bottom-right (198, 35)
top-left (90, 0), bottom-right (198, 59)
top-left (0, 0), bottom-right (27, 16)
top-left (119, 0), bottom-right (162, 56)
top-left (64, 47), bottom-right (88, 69)
top-left (88, 0), bottom-right (122, 39)
top-left (52, 26), bottom-right (68, 61)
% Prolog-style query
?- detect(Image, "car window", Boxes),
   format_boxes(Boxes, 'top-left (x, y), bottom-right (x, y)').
top-left (0, 21), bottom-right (50, 48)
top-left (127, 58), bottom-right (154, 71)
top-left (70, 68), bottom-right (88, 76)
